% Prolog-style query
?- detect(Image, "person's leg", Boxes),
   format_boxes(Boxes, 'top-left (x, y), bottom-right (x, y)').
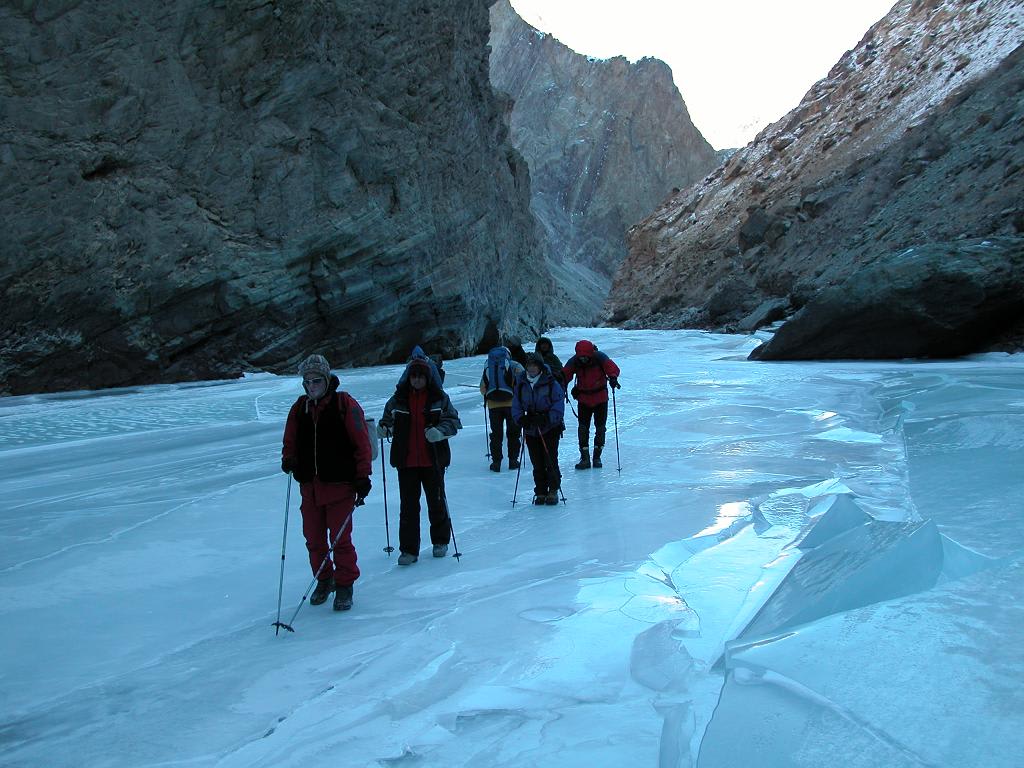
top-left (525, 434), bottom-right (547, 501)
top-left (299, 487), bottom-right (331, 579)
top-left (421, 466), bottom-right (452, 546)
top-left (488, 408), bottom-right (504, 467)
top-left (504, 409), bottom-right (522, 468)
top-left (397, 468), bottom-right (423, 556)
top-left (545, 430), bottom-right (562, 492)
top-left (576, 403), bottom-right (594, 469)
top-left (325, 488), bottom-right (359, 586)
top-left (592, 402), bottom-right (609, 467)
top-left (577, 402), bottom-right (593, 451)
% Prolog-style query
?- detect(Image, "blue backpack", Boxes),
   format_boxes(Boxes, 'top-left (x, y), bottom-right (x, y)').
top-left (485, 347), bottom-right (514, 401)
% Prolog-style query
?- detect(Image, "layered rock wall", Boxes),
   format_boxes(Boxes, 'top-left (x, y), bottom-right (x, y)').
top-left (609, 0), bottom-right (1024, 356)
top-left (0, 0), bottom-right (548, 395)
top-left (489, 0), bottom-right (718, 321)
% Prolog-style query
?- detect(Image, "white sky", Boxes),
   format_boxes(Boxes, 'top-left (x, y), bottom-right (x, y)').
top-left (509, 0), bottom-right (897, 149)
top-left (3, 327), bottom-right (1021, 765)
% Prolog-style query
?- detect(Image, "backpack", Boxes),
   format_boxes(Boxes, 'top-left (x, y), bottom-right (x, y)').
top-left (334, 391), bottom-right (379, 461)
top-left (484, 347), bottom-right (514, 401)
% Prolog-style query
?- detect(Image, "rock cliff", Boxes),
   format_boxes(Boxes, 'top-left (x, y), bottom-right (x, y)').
top-left (489, 0), bottom-right (718, 321)
top-left (0, 0), bottom-right (549, 395)
top-left (609, 0), bottom-right (1024, 357)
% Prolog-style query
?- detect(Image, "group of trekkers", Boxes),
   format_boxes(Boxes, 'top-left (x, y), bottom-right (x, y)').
top-left (279, 338), bottom-right (620, 612)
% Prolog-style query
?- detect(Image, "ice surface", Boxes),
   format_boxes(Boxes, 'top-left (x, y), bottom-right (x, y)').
top-left (1, 329), bottom-right (1021, 767)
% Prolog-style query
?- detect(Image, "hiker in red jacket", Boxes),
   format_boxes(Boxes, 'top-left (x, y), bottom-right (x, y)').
top-left (562, 340), bottom-right (621, 470)
top-left (281, 354), bottom-right (373, 611)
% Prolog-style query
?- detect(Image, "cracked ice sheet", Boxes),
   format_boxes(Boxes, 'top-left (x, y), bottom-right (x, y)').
top-left (2, 328), bottom-right (1020, 768)
top-left (704, 557), bottom-right (1024, 768)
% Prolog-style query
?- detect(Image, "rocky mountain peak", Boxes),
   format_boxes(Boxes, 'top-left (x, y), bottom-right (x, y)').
top-left (609, 0), bottom-right (1024, 357)
top-left (489, 0), bottom-right (718, 321)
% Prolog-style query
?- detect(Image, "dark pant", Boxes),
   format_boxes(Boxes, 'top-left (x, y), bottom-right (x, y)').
top-left (488, 406), bottom-right (522, 462)
top-left (525, 429), bottom-right (561, 495)
top-left (577, 401), bottom-right (609, 449)
top-left (397, 466), bottom-right (451, 555)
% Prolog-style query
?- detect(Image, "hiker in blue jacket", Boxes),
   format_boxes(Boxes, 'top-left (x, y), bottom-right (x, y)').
top-left (512, 352), bottom-right (566, 505)
top-left (480, 346), bottom-right (525, 472)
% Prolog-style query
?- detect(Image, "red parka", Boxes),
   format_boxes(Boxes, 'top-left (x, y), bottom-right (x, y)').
top-left (562, 340), bottom-right (621, 408)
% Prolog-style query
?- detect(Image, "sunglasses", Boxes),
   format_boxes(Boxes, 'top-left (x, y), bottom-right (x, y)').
top-left (303, 376), bottom-right (326, 386)
top-left (409, 371), bottom-right (428, 379)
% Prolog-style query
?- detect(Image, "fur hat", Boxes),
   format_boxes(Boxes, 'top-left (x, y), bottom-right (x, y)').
top-left (297, 354), bottom-right (331, 379)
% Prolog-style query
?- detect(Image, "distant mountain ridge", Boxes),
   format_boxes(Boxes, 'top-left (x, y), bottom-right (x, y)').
top-left (489, 0), bottom-right (718, 321)
top-left (609, 0), bottom-right (1024, 358)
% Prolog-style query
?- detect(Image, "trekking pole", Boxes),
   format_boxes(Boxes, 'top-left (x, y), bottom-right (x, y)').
top-left (612, 387), bottom-right (622, 473)
top-left (430, 442), bottom-right (462, 561)
top-left (537, 428), bottom-right (567, 503)
top-left (380, 439), bottom-right (394, 555)
top-left (272, 473), bottom-right (293, 636)
top-left (511, 438), bottom-right (527, 505)
top-left (276, 505), bottom-right (358, 634)
top-left (483, 403), bottom-right (491, 459)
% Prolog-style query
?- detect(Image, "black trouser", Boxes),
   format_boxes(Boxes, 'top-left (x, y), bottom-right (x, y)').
top-left (488, 406), bottom-right (522, 462)
top-left (525, 429), bottom-right (561, 495)
top-left (397, 466), bottom-right (450, 555)
top-left (577, 401), bottom-right (609, 449)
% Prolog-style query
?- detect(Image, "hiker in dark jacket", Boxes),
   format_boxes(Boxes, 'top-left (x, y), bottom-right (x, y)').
top-left (505, 335), bottom-right (529, 368)
top-left (563, 339), bottom-right (621, 470)
top-left (281, 354), bottom-right (373, 611)
top-left (377, 347), bottom-right (462, 565)
top-left (480, 346), bottom-right (525, 472)
top-left (512, 352), bottom-right (566, 505)
top-left (535, 336), bottom-right (565, 388)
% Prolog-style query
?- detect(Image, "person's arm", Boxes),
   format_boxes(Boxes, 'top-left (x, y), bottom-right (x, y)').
top-left (562, 359), bottom-right (576, 385)
top-left (549, 381), bottom-right (566, 424)
top-left (432, 395), bottom-right (463, 439)
top-left (377, 396), bottom-right (396, 438)
top-left (281, 401), bottom-right (300, 472)
top-left (601, 354), bottom-right (621, 380)
top-left (511, 379), bottom-right (526, 425)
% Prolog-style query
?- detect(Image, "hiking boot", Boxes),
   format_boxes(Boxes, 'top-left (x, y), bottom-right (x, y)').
top-left (310, 578), bottom-right (335, 606)
top-left (489, 460), bottom-right (501, 472)
top-left (333, 584), bottom-right (353, 611)
top-left (592, 445), bottom-right (603, 468)
top-left (398, 552), bottom-right (418, 566)
top-left (545, 491), bottom-right (559, 505)
top-left (533, 493), bottom-right (546, 505)
top-left (432, 543), bottom-right (448, 558)
top-left (508, 458), bottom-right (520, 470)
top-left (575, 447), bottom-right (591, 470)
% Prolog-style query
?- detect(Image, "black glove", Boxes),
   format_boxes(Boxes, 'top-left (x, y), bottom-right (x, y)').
top-left (354, 476), bottom-right (372, 501)
top-left (519, 413), bottom-right (535, 428)
top-left (570, 386), bottom-right (579, 400)
top-left (609, 377), bottom-right (620, 390)
top-left (281, 456), bottom-right (298, 474)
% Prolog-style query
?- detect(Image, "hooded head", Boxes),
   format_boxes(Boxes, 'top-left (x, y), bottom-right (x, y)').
top-left (524, 352), bottom-right (545, 376)
top-left (298, 354), bottom-right (332, 400)
top-left (505, 335), bottom-right (523, 349)
top-left (536, 337), bottom-right (553, 354)
top-left (399, 345), bottom-right (443, 393)
top-left (575, 340), bottom-right (597, 357)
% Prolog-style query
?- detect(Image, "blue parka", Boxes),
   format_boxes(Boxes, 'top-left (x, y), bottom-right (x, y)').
top-left (511, 365), bottom-right (565, 437)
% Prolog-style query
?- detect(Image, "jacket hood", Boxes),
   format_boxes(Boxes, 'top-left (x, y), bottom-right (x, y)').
top-left (397, 345), bottom-right (444, 394)
top-left (574, 339), bottom-right (597, 356)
